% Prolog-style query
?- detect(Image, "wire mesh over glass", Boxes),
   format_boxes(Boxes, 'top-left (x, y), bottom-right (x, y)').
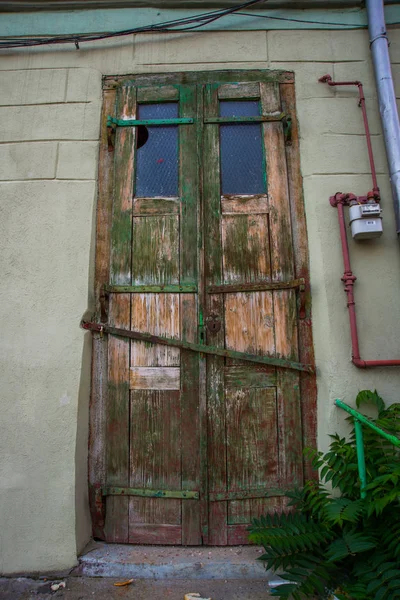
top-left (219, 100), bottom-right (266, 195)
top-left (135, 103), bottom-right (179, 197)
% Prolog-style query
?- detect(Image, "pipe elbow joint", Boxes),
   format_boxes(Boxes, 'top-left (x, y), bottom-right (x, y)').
top-left (352, 358), bottom-right (367, 368)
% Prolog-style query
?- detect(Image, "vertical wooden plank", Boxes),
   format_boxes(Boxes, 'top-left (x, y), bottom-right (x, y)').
top-left (261, 82), bottom-right (293, 282)
top-left (261, 81), bottom-right (303, 491)
top-left (280, 82), bottom-right (317, 481)
top-left (274, 289), bottom-right (303, 487)
top-left (110, 85), bottom-right (136, 284)
top-left (181, 294), bottom-right (201, 544)
top-left (196, 82), bottom-right (209, 545)
top-left (106, 294), bottom-right (131, 542)
top-left (105, 84), bottom-right (136, 542)
top-left (180, 84), bottom-right (198, 286)
top-left (89, 87), bottom-right (116, 540)
top-left (203, 83), bottom-right (227, 545)
top-left (180, 84), bottom-right (201, 544)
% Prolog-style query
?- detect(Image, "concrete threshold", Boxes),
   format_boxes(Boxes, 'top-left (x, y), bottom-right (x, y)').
top-left (75, 541), bottom-right (284, 583)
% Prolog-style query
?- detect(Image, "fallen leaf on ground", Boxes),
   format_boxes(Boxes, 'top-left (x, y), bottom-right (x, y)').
top-left (113, 579), bottom-right (134, 587)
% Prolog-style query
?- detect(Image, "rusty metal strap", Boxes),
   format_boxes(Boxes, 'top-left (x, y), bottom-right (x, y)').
top-left (81, 321), bottom-right (315, 374)
top-left (103, 486), bottom-right (199, 500)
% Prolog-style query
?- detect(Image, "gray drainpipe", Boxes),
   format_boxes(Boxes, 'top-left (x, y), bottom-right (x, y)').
top-left (366, 0), bottom-right (400, 234)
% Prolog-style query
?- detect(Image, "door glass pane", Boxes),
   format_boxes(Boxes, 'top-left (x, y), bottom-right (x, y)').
top-left (219, 100), bottom-right (266, 195)
top-left (135, 103), bottom-right (179, 197)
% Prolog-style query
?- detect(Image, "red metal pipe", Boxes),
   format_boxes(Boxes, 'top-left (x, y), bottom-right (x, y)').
top-left (336, 201), bottom-right (400, 368)
top-left (319, 74), bottom-right (380, 196)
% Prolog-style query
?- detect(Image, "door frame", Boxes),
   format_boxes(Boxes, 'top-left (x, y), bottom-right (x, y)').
top-left (88, 69), bottom-right (317, 541)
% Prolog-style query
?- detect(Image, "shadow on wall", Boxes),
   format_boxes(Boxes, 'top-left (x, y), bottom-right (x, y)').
top-left (75, 186), bottom-right (98, 554)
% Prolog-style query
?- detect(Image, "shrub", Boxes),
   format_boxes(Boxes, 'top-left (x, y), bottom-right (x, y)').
top-left (248, 390), bottom-right (400, 600)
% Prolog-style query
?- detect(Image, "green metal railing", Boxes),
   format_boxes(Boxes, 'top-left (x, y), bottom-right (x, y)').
top-left (335, 399), bottom-right (400, 499)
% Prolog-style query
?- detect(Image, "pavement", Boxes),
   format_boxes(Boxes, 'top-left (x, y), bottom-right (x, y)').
top-left (0, 543), bottom-right (278, 600)
top-left (0, 576), bottom-right (275, 600)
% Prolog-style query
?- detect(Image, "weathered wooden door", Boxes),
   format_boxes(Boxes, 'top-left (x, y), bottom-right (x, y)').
top-left (90, 71), bottom-right (316, 546)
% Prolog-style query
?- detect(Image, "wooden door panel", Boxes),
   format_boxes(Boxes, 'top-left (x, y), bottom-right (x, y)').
top-left (129, 390), bottom-right (182, 543)
top-left (131, 294), bottom-right (180, 367)
top-left (205, 79), bottom-right (304, 542)
top-left (95, 73), bottom-right (315, 546)
top-left (221, 214), bottom-right (271, 283)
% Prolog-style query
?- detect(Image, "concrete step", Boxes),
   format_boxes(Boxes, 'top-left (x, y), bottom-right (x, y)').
top-left (75, 541), bottom-right (283, 583)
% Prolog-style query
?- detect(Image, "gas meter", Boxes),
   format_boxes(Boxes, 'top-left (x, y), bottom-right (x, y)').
top-left (349, 203), bottom-right (383, 240)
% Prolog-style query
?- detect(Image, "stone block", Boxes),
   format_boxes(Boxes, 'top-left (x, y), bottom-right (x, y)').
top-left (0, 69), bottom-right (67, 105)
top-left (391, 63), bottom-right (400, 98)
top-left (57, 141), bottom-right (98, 179)
top-left (297, 96), bottom-right (382, 137)
top-left (332, 61), bottom-right (377, 98)
top-left (388, 27), bottom-right (400, 63)
top-left (0, 102), bottom-right (101, 142)
top-left (0, 142), bottom-right (57, 180)
top-left (0, 36), bottom-right (134, 74)
top-left (134, 31), bottom-right (267, 64)
top-left (66, 68), bottom-right (102, 102)
top-left (268, 30), bottom-right (369, 63)
top-left (300, 133), bottom-right (388, 177)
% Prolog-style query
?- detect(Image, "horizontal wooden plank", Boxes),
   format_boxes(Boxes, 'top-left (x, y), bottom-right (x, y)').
top-left (208, 277), bottom-right (305, 294)
top-left (137, 85), bottom-right (179, 103)
top-left (224, 365), bottom-right (276, 389)
top-left (104, 71), bottom-right (295, 90)
top-left (221, 195), bottom-right (269, 215)
top-left (130, 366), bottom-right (180, 390)
top-left (129, 524), bottom-right (182, 545)
top-left (218, 83), bottom-right (260, 100)
top-left (205, 114), bottom-right (284, 124)
top-left (210, 488), bottom-right (285, 502)
top-left (133, 197), bottom-right (180, 215)
top-left (106, 284), bottom-right (197, 293)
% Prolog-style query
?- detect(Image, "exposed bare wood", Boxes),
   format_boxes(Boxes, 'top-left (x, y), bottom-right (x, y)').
top-left (129, 390), bottom-right (182, 541)
top-left (130, 366), bottom-right (180, 390)
top-left (227, 388), bottom-right (279, 525)
top-left (131, 294), bottom-right (180, 366)
top-left (221, 195), bottom-right (269, 215)
top-left (133, 197), bottom-right (180, 215)
top-left (225, 291), bottom-right (275, 358)
top-left (218, 83), bottom-right (260, 100)
top-left (137, 86), bottom-right (179, 103)
top-left (224, 365), bottom-right (276, 388)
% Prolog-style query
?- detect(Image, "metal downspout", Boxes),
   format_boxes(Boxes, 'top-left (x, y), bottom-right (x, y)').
top-left (367, 0), bottom-right (400, 234)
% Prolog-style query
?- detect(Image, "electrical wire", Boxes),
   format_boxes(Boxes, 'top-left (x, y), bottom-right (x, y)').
top-left (236, 11), bottom-right (367, 28)
top-left (0, 0), bottom-right (265, 49)
top-left (1, 0), bottom-right (392, 50)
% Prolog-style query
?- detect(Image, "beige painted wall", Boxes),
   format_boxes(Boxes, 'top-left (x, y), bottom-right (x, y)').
top-left (1, 27), bottom-right (400, 574)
